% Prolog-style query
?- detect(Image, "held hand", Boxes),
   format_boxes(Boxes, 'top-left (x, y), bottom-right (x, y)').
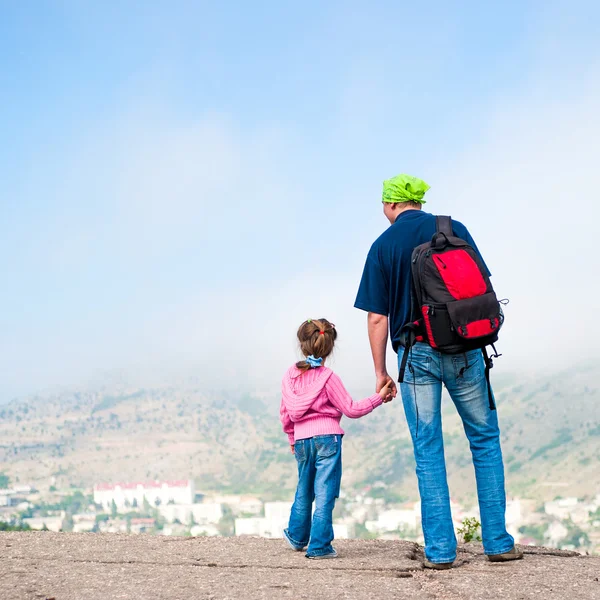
top-left (290, 445), bottom-right (295, 454)
top-left (378, 379), bottom-right (395, 403)
top-left (376, 373), bottom-right (397, 399)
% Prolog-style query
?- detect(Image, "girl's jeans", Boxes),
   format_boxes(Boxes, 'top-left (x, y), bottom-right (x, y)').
top-left (285, 434), bottom-right (342, 557)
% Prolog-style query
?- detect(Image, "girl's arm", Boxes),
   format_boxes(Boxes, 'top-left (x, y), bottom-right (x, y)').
top-left (325, 373), bottom-right (384, 419)
top-left (280, 398), bottom-right (295, 445)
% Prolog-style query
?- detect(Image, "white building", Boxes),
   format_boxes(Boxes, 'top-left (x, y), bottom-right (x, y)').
top-left (0, 491), bottom-right (14, 507)
top-left (23, 516), bottom-right (64, 532)
top-left (263, 502), bottom-right (292, 537)
top-left (208, 495), bottom-right (242, 506)
top-left (130, 518), bottom-right (155, 534)
top-left (158, 502), bottom-right (223, 525)
top-left (544, 497), bottom-right (579, 520)
top-left (235, 502), bottom-right (292, 539)
top-left (238, 497), bottom-right (264, 516)
top-left (333, 522), bottom-right (354, 539)
top-left (545, 521), bottom-right (568, 547)
top-left (365, 507), bottom-right (419, 533)
top-left (72, 513), bottom-right (96, 533)
top-left (98, 519), bottom-right (128, 534)
top-left (190, 524), bottom-right (220, 537)
top-left (205, 495), bottom-right (263, 516)
top-left (235, 517), bottom-right (264, 536)
top-left (349, 505), bottom-right (370, 523)
top-left (265, 502), bottom-right (292, 522)
top-left (93, 480), bottom-right (194, 510)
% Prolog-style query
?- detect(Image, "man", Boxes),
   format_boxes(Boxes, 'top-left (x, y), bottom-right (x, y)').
top-left (354, 173), bottom-right (522, 569)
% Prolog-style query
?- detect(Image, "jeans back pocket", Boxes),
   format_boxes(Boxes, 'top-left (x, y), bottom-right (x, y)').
top-left (401, 349), bottom-right (437, 385)
top-left (452, 351), bottom-right (484, 386)
top-left (314, 435), bottom-right (339, 459)
top-left (294, 439), bottom-right (307, 462)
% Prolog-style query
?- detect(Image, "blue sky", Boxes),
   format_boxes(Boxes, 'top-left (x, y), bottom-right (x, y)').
top-left (1, 1), bottom-right (599, 401)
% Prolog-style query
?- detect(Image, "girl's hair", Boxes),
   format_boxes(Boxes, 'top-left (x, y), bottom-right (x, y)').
top-left (295, 318), bottom-right (338, 372)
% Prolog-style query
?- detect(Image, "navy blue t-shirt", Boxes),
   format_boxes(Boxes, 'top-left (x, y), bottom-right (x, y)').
top-left (354, 210), bottom-right (490, 352)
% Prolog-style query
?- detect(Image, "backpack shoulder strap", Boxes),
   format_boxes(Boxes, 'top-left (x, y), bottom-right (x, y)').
top-left (436, 215), bottom-right (453, 236)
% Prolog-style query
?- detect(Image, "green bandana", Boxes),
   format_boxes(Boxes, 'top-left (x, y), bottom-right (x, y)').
top-left (382, 173), bottom-right (430, 204)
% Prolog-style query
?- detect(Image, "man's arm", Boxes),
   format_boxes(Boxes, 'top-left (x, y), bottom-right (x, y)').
top-left (355, 246), bottom-right (395, 396)
top-left (367, 312), bottom-right (397, 398)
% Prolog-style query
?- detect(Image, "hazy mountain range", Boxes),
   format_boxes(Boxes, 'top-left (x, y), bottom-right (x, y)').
top-left (1, 362), bottom-right (598, 505)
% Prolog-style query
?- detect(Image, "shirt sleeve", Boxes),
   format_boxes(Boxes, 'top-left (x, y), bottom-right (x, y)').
top-left (354, 246), bottom-right (389, 315)
top-left (279, 398), bottom-right (295, 445)
top-left (325, 373), bottom-right (383, 419)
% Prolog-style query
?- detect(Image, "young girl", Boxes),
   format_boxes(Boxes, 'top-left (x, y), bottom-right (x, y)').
top-left (280, 318), bottom-right (393, 559)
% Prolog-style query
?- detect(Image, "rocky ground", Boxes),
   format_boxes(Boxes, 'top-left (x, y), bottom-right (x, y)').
top-left (1, 532), bottom-right (599, 600)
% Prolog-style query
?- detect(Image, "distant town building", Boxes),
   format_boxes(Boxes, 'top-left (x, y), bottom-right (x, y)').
top-left (264, 502), bottom-right (291, 522)
top-left (93, 480), bottom-right (194, 510)
top-left (130, 518), bottom-right (155, 534)
top-left (234, 502), bottom-right (293, 538)
top-left (0, 491), bottom-right (14, 507)
top-left (234, 517), bottom-right (264, 536)
top-left (23, 516), bottom-right (64, 532)
top-left (365, 505), bottom-right (420, 534)
top-left (190, 524), bottom-right (220, 537)
top-left (333, 522), bottom-right (353, 539)
top-left (158, 502), bottom-right (223, 525)
top-left (544, 497), bottom-right (580, 520)
top-left (72, 513), bottom-right (96, 533)
top-left (204, 495), bottom-right (263, 516)
top-left (546, 521), bottom-right (569, 547)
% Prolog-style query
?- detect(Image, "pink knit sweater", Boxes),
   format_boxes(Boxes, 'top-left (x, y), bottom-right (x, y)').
top-left (280, 365), bottom-right (383, 445)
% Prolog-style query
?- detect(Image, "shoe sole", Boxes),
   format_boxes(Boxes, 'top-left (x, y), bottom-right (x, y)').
top-left (307, 552), bottom-right (338, 560)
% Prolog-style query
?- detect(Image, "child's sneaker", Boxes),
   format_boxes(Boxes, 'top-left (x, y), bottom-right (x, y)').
top-left (306, 548), bottom-right (337, 559)
top-left (283, 528), bottom-right (306, 551)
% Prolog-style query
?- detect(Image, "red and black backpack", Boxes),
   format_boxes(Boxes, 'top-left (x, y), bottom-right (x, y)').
top-left (398, 216), bottom-right (505, 409)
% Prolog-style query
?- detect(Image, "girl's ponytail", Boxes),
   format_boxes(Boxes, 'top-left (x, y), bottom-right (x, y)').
top-left (295, 318), bottom-right (337, 372)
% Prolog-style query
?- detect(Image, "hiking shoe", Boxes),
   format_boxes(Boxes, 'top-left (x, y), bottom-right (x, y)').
top-left (306, 549), bottom-right (338, 559)
top-left (487, 546), bottom-right (524, 562)
top-left (283, 529), bottom-right (306, 551)
top-left (423, 559), bottom-right (453, 570)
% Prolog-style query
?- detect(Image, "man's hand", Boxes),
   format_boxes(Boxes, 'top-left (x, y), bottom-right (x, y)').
top-left (367, 313), bottom-right (397, 399)
top-left (376, 372), bottom-right (397, 400)
top-left (290, 445), bottom-right (295, 454)
top-left (378, 378), bottom-right (395, 403)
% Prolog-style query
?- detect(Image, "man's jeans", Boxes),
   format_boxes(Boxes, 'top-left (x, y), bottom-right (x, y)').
top-left (398, 343), bottom-right (514, 563)
top-left (285, 435), bottom-right (342, 557)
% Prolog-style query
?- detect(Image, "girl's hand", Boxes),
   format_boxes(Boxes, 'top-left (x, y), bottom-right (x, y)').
top-left (290, 445), bottom-right (295, 454)
top-left (376, 372), bottom-right (397, 398)
top-left (378, 379), bottom-right (394, 403)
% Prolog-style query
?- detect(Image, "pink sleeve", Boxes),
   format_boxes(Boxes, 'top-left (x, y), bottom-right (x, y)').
top-left (325, 373), bottom-right (383, 419)
top-left (280, 398), bottom-right (295, 445)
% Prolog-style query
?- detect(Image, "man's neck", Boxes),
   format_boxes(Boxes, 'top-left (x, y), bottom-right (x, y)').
top-left (394, 206), bottom-right (422, 221)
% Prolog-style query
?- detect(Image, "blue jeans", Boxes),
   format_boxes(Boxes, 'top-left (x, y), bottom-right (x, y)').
top-left (285, 435), bottom-right (342, 557)
top-left (399, 344), bottom-right (514, 563)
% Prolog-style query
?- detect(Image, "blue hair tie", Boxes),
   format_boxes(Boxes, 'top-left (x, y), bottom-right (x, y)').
top-left (306, 355), bottom-right (323, 368)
